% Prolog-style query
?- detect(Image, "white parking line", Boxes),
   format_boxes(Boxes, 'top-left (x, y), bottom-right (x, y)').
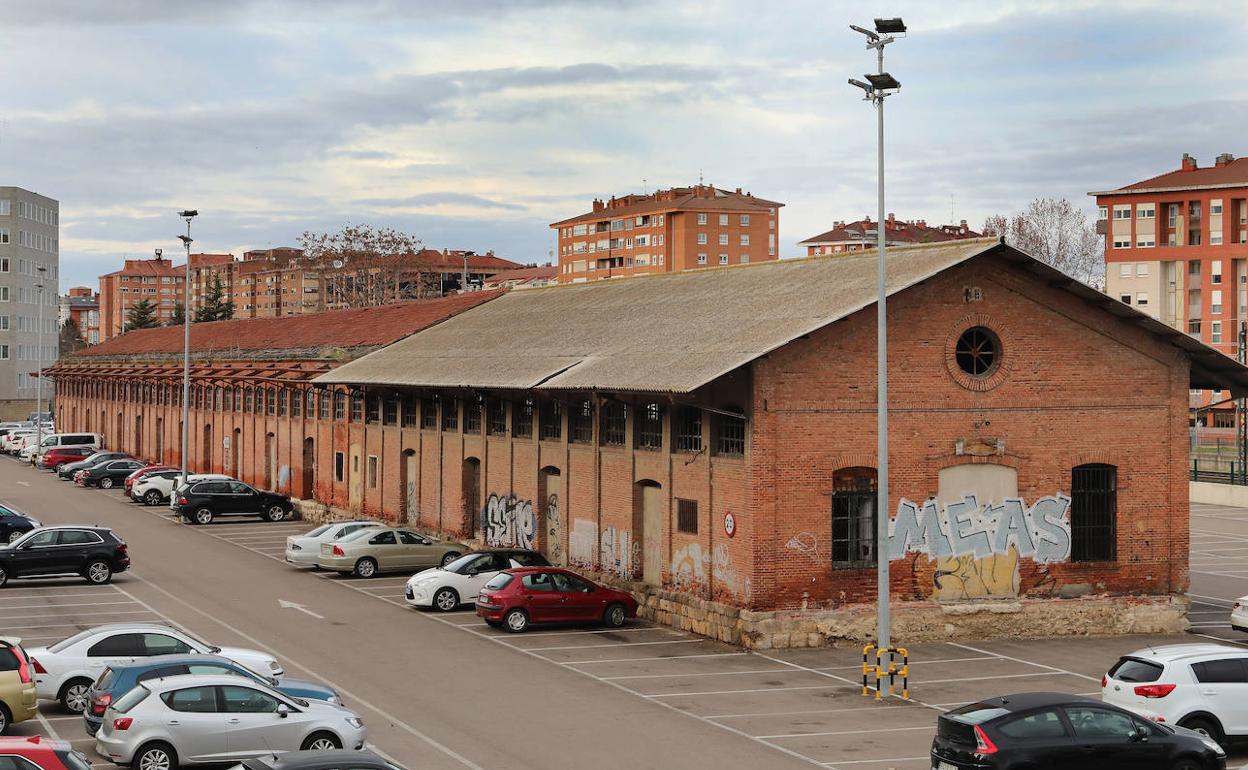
top-left (522, 638), bottom-right (708, 652)
top-left (947, 642), bottom-right (1099, 682)
top-left (604, 667), bottom-right (792, 681)
top-left (1191, 593), bottom-right (1236, 606)
top-left (0, 600), bottom-right (138, 610)
top-left (706, 705), bottom-right (910, 720)
top-left (822, 757), bottom-right (928, 767)
top-left (564, 652), bottom-right (749, 665)
top-left (649, 684), bottom-right (841, 698)
top-left (3, 609), bottom-right (155, 621)
top-left (758, 725), bottom-right (932, 740)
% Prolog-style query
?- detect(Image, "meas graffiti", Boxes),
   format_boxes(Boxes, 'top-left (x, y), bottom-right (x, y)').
top-left (889, 494), bottom-right (1072, 563)
top-left (482, 493), bottom-right (536, 549)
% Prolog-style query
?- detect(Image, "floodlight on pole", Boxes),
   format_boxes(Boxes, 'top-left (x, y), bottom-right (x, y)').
top-left (848, 16), bottom-right (904, 652)
top-left (177, 209), bottom-right (198, 495)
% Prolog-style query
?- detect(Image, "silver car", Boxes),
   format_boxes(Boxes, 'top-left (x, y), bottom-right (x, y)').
top-left (95, 674), bottom-right (366, 769)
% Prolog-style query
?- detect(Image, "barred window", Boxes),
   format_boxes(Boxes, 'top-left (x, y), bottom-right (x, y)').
top-left (514, 399), bottom-right (534, 438)
top-left (319, 391), bottom-right (331, 420)
top-left (600, 401), bottom-right (626, 446)
top-left (487, 400), bottom-right (507, 436)
top-left (677, 498), bottom-right (698, 534)
top-left (266, 388), bottom-right (276, 416)
top-left (421, 397), bottom-right (437, 429)
top-left (214, 387), bottom-right (223, 411)
top-left (233, 387), bottom-right (242, 411)
top-left (243, 388), bottom-right (253, 413)
top-left (442, 398), bottom-right (459, 431)
top-left (569, 399), bottom-right (593, 443)
top-left (350, 391), bottom-right (364, 422)
top-left (366, 394), bottom-right (381, 425)
top-left (277, 388), bottom-right (288, 417)
top-left (636, 402), bottom-right (663, 450)
top-left (306, 389), bottom-right (317, 418)
top-left (291, 388), bottom-right (301, 417)
top-left (539, 401), bottom-right (562, 440)
top-left (333, 391), bottom-right (346, 421)
top-left (464, 399), bottom-right (482, 433)
top-left (383, 394), bottom-right (399, 426)
top-left (713, 406), bottom-right (746, 457)
top-left (1071, 464), bottom-right (1116, 562)
top-left (831, 467), bottom-right (877, 568)
top-left (401, 394), bottom-right (418, 427)
top-left (673, 406), bottom-right (702, 452)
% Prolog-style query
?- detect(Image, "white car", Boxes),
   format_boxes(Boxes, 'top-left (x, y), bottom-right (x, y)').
top-left (96, 674), bottom-right (366, 769)
top-left (3, 430), bottom-right (35, 454)
top-left (1102, 643), bottom-right (1248, 748)
top-left (285, 521), bottom-right (383, 567)
top-left (27, 623), bottom-right (283, 713)
top-left (1231, 596), bottom-right (1248, 632)
top-left (134, 472), bottom-right (231, 506)
top-left (405, 549), bottom-right (549, 611)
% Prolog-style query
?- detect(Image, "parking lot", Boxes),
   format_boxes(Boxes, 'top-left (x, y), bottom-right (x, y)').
top-left (6, 459), bottom-right (1248, 769)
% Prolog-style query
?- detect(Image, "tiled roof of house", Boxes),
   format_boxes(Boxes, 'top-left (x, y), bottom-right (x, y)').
top-left (799, 217), bottom-right (981, 246)
top-left (552, 186), bottom-right (783, 227)
top-left (1093, 156), bottom-right (1248, 195)
top-left (100, 260), bottom-right (185, 278)
top-left (482, 265), bottom-right (557, 286)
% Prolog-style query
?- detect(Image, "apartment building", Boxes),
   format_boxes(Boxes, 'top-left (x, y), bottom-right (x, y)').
top-left (98, 256), bottom-right (186, 340)
top-left (60, 287), bottom-right (100, 345)
top-left (0, 187), bottom-right (59, 417)
top-left (798, 214), bottom-right (980, 256)
top-left (550, 185), bottom-right (782, 283)
top-left (1091, 152), bottom-right (1248, 430)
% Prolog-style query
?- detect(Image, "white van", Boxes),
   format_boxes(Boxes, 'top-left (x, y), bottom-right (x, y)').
top-left (23, 432), bottom-right (104, 461)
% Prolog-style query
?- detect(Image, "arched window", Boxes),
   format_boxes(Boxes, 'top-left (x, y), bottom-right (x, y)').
top-left (832, 467), bottom-right (877, 569)
top-left (243, 387), bottom-right (254, 413)
top-left (1071, 464), bottom-right (1116, 562)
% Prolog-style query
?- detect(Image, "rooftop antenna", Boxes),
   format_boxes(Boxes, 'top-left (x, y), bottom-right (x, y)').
top-left (950, 193), bottom-right (955, 223)
top-left (642, 177), bottom-right (647, 194)
top-left (698, 169), bottom-right (704, 185)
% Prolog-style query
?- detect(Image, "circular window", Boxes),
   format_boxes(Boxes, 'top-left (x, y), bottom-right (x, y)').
top-left (954, 326), bottom-right (1001, 378)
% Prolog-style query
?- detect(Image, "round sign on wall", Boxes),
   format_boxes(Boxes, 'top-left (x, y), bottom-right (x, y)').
top-left (723, 511), bottom-right (736, 538)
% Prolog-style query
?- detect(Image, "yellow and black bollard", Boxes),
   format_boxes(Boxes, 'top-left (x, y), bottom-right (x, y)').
top-left (862, 644), bottom-right (875, 696)
top-left (863, 644), bottom-right (909, 701)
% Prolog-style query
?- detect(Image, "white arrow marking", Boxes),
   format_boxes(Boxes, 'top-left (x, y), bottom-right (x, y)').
top-left (15, 481), bottom-right (29, 487)
top-left (278, 599), bottom-right (324, 620)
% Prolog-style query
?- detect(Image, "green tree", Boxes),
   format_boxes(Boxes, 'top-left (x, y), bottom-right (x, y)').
top-left (194, 275), bottom-right (235, 322)
top-left (124, 299), bottom-right (160, 332)
top-left (59, 318), bottom-right (87, 355)
top-left (167, 302), bottom-right (186, 326)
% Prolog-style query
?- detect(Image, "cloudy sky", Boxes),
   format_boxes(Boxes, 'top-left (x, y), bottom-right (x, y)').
top-left (3, 0), bottom-right (1247, 290)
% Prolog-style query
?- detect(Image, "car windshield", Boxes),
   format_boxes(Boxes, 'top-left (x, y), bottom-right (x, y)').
top-left (49, 628), bottom-right (98, 653)
top-left (304, 524), bottom-right (332, 538)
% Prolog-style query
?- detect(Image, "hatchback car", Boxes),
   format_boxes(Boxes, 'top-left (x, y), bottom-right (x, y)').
top-left (174, 480), bottom-right (292, 524)
top-left (406, 550), bottom-right (550, 612)
top-left (931, 692), bottom-right (1225, 770)
top-left (124, 465), bottom-right (175, 495)
top-left (28, 623), bottom-right (282, 713)
top-left (38, 446), bottom-right (96, 471)
top-left (1103, 643), bottom-right (1248, 747)
top-left (95, 674), bottom-right (366, 770)
top-left (0, 736), bottom-right (93, 770)
top-left (475, 567), bottom-right (638, 633)
top-left (84, 654), bottom-right (340, 736)
top-left (77, 458), bottom-right (146, 489)
top-left (316, 527), bottom-right (466, 578)
top-left (0, 637), bottom-right (38, 734)
top-left (58, 452), bottom-right (130, 480)
top-left (0, 505), bottom-right (40, 545)
top-left (285, 521), bottom-right (382, 567)
top-left (0, 526), bottom-right (129, 588)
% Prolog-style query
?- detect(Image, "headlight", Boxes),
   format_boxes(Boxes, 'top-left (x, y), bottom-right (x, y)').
top-left (345, 717), bottom-right (363, 729)
top-left (268, 661), bottom-right (281, 671)
top-left (1200, 737), bottom-right (1225, 755)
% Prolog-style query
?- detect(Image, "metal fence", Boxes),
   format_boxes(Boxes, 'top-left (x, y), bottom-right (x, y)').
top-left (1191, 458), bottom-right (1248, 485)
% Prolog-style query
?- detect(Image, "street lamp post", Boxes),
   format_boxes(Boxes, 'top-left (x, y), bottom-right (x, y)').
top-left (35, 265), bottom-right (47, 459)
top-left (177, 210), bottom-right (198, 492)
top-left (849, 16), bottom-right (905, 651)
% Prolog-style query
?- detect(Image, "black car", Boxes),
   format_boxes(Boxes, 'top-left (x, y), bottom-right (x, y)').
top-left (76, 458), bottom-right (145, 489)
top-left (174, 479), bottom-right (293, 524)
top-left (57, 451), bottom-right (130, 480)
top-left (0, 503), bottom-right (40, 544)
top-left (0, 526), bottom-right (130, 587)
top-left (932, 692), bottom-right (1226, 770)
top-left (235, 750), bottom-right (402, 770)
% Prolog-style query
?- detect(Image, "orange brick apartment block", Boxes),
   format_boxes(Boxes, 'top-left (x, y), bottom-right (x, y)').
top-left (551, 185), bottom-right (782, 282)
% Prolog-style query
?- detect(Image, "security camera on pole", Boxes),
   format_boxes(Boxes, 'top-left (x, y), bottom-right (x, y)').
top-left (848, 16), bottom-right (905, 652)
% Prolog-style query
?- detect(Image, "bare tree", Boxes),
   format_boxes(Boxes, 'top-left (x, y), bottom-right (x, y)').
top-left (983, 198), bottom-right (1104, 290)
top-left (297, 224), bottom-right (426, 309)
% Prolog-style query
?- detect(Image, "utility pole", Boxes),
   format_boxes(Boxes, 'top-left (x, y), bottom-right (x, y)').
top-left (177, 210), bottom-right (198, 492)
top-left (35, 265), bottom-right (47, 459)
top-left (1239, 321), bottom-right (1246, 483)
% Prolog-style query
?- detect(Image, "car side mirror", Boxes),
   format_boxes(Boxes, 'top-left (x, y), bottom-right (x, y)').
top-left (1128, 730), bottom-right (1146, 743)
top-left (277, 704), bottom-right (290, 719)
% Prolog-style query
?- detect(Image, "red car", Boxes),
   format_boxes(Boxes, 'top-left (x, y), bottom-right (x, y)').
top-left (0, 737), bottom-right (92, 770)
top-left (37, 446), bottom-right (95, 471)
top-left (476, 566), bottom-right (638, 633)
top-left (124, 464), bottom-right (174, 493)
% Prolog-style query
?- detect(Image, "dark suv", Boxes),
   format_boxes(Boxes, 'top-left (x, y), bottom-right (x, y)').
top-left (174, 480), bottom-right (293, 524)
top-left (0, 526), bottom-right (130, 587)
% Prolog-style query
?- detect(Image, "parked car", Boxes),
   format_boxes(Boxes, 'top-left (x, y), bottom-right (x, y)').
top-left (931, 692), bottom-right (1225, 769)
top-left (0, 504), bottom-right (40, 544)
top-left (134, 472), bottom-right (228, 507)
top-left (95, 674), bottom-right (366, 769)
top-left (173, 479), bottom-right (293, 524)
top-left (0, 637), bottom-right (38, 734)
top-left (27, 623), bottom-right (283, 713)
top-left (58, 451), bottom-right (130, 480)
top-left (316, 527), bottom-right (466, 578)
top-left (124, 465), bottom-right (175, 495)
top-left (77, 458), bottom-right (147, 489)
top-left (2, 429), bottom-right (36, 455)
top-left (228, 749), bottom-right (401, 770)
top-left (475, 567), bottom-right (638, 633)
top-left (83, 654), bottom-right (341, 736)
top-left (0, 526), bottom-right (129, 589)
top-left (1231, 597), bottom-right (1248, 633)
top-left (406, 549), bottom-right (550, 612)
top-left (24, 433), bottom-right (103, 463)
top-left (1103, 642), bottom-right (1248, 747)
top-left (285, 521), bottom-right (383, 567)
top-left (37, 446), bottom-right (96, 471)
top-left (0, 736), bottom-right (92, 770)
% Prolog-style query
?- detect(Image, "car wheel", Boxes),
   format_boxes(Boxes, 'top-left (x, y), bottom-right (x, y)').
top-left (0, 702), bottom-right (10, 734)
top-left (84, 559), bottom-right (113, 585)
top-left (353, 558), bottom-right (378, 578)
top-left (604, 602), bottom-right (627, 628)
top-left (6, 530), bottom-right (20, 544)
top-left (1178, 716), bottom-right (1222, 745)
top-left (99, 477), bottom-right (114, 489)
top-left (60, 678), bottom-right (93, 713)
top-left (504, 608), bottom-right (529, 633)
top-left (263, 504), bottom-right (288, 522)
top-left (144, 490), bottom-right (163, 506)
top-left (134, 741), bottom-right (178, 770)
top-left (193, 508), bottom-right (214, 525)
top-left (433, 587), bottom-right (460, 612)
top-left (440, 551), bottom-right (462, 568)
top-left (0, 565), bottom-right (7, 588)
top-left (301, 732), bottom-right (342, 751)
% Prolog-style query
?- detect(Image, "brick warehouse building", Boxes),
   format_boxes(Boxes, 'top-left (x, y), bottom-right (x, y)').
top-left (48, 239), bottom-right (1248, 647)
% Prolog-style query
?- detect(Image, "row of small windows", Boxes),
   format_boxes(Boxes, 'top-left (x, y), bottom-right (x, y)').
top-left (61, 381), bottom-right (749, 457)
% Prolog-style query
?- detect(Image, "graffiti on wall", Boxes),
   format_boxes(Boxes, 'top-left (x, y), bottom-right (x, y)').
top-left (482, 493), bottom-right (537, 549)
top-left (544, 494), bottom-right (562, 565)
top-left (671, 543), bottom-right (743, 597)
top-left (569, 519), bottom-right (597, 569)
top-left (784, 531), bottom-right (820, 562)
top-left (601, 527), bottom-right (638, 579)
top-left (889, 494), bottom-right (1072, 600)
